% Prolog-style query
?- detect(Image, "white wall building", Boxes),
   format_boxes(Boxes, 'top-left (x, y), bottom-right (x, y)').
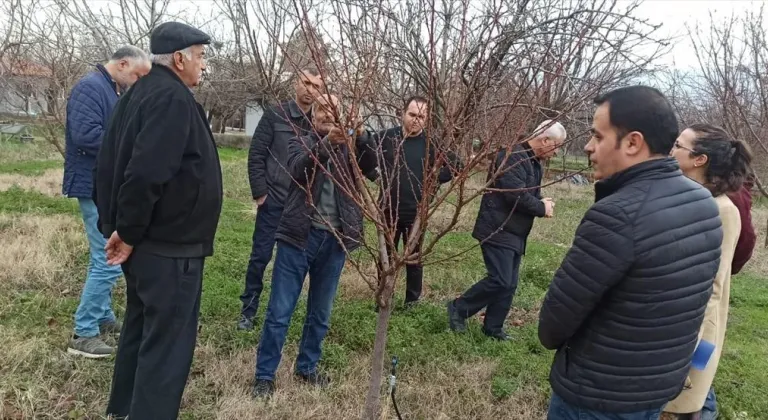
top-left (244, 103), bottom-right (264, 137)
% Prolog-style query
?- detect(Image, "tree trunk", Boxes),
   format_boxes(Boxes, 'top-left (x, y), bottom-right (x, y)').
top-left (362, 292), bottom-right (394, 420)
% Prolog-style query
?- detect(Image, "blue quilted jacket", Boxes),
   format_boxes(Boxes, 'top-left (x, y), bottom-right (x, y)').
top-left (62, 64), bottom-right (119, 198)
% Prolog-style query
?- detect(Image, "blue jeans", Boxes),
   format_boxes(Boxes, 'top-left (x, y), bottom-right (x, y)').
top-left (701, 387), bottom-right (717, 420)
top-left (74, 198), bottom-right (123, 337)
top-left (548, 393), bottom-right (662, 420)
top-left (240, 198), bottom-right (283, 320)
top-left (255, 228), bottom-right (346, 380)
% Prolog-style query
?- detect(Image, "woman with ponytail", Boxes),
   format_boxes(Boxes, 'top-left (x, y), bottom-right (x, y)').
top-left (663, 124), bottom-right (753, 419)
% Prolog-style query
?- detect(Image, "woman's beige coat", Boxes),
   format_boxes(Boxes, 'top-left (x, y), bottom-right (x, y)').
top-left (664, 194), bottom-right (741, 414)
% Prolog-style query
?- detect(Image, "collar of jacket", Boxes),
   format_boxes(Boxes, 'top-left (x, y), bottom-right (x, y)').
top-left (287, 99), bottom-right (311, 120)
top-left (512, 141), bottom-right (538, 164)
top-left (150, 64), bottom-right (196, 95)
top-left (594, 157), bottom-right (680, 201)
top-left (521, 141), bottom-right (536, 159)
top-left (95, 63), bottom-right (121, 95)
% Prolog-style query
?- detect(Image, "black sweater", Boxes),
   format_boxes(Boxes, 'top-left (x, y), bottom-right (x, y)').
top-left (377, 127), bottom-right (458, 221)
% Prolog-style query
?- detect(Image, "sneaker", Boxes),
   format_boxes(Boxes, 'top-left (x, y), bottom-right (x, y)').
top-left (237, 315), bottom-right (254, 331)
top-left (251, 379), bottom-right (275, 399)
top-left (99, 320), bottom-right (122, 335)
top-left (295, 370), bottom-right (331, 388)
top-left (446, 300), bottom-right (466, 333)
top-left (67, 336), bottom-right (115, 359)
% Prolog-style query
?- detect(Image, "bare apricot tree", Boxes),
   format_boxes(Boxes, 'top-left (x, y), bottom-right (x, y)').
top-left (249, 0), bottom-right (668, 417)
top-left (661, 7), bottom-right (768, 239)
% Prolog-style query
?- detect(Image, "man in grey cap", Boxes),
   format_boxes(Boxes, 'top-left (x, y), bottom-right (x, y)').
top-left (95, 21), bottom-right (222, 420)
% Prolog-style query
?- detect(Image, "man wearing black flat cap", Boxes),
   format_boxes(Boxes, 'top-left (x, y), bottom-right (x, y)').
top-left (95, 21), bottom-right (222, 420)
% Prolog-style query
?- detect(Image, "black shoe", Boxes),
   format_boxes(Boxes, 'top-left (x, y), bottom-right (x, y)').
top-left (446, 300), bottom-right (466, 332)
top-left (295, 370), bottom-right (331, 388)
top-left (251, 379), bottom-right (275, 399)
top-left (237, 315), bottom-right (254, 331)
top-left (482, 328), bottom-right (512, 341)
top-left (403, 299), bottom-right (420, 310)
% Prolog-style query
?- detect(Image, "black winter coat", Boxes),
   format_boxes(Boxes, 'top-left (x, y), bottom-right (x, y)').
top-left (538, 158), bottom-right (723, 413)
top-left (247, 100), bottom-right (313, 204)
top-left (472, 143), bottom-right (545, 250)
top-left (275, 132), bottom-right (378, 251)
top-left (95, 65), bottom-right (223, 258)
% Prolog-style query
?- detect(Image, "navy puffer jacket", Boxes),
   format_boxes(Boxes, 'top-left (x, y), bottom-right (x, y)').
top-left (538, 158), bottom-right (723, 413)
top-left (62, 64), bottom-right (119, 198)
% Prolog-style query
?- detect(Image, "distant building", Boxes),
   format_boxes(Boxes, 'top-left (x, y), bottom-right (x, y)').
top-left (244, 103), bottom-right (264, 137)
top-left (0, 59), bottom-right (51, 117)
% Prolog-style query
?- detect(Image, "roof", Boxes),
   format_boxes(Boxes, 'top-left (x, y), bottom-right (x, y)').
top-left (0, 58), bottom-right (51, 78)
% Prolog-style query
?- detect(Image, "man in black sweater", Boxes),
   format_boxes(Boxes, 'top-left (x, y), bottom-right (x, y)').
top-left (377, 96), bottom-right (460, 308)
top-left (239, 68), bottom-right (323, 330)
top-left (94, 22), bottom-right (222, 419)
top-left (538, 86), bottom-right (723, 419)
top-left (447, 120), bottom-right (565, 340)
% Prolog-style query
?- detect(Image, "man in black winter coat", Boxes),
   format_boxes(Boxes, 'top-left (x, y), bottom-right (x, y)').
top-left (376, 95), bottom-right (461, 308)
top-left (251, 94), bottom-right (378, 398)
top-left (94, 22), bottom-right (222, 420)
top-left (538, 86), bottom-right (723, 419)
top-left (447, 120), bottom-right (566, 340)
top-left (238, 68), bottom-right (323, 331)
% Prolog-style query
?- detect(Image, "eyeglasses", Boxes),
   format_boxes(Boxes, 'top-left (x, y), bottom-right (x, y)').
top-left (673, 141), bottom-right (696, 153)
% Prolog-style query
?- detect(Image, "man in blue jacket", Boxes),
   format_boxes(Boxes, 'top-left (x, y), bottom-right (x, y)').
top-left (63, 46), bottom-right (150, 359)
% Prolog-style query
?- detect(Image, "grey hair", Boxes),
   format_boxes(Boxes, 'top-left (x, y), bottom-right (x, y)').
top-left (150, 47), bottom-right (192, 67)
top-left (534, 119), bottom-right (567, 142)
top-left (110, 45), bottom-right (149, 63)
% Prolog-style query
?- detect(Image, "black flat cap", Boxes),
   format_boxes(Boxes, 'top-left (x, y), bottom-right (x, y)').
top-left (150, 21), bottom-right (211, 55)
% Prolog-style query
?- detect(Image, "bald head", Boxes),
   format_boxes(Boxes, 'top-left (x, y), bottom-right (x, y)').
top-left (105, 45), bottom-right (151, 88)
top-left (530, 119), bottom-right (567, 160)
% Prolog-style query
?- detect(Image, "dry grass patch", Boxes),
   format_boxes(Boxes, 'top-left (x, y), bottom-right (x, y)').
top-left (0, 169), bottom-right (63, 197)
top-left (338, 263), bottom-right (377, 302)
top-left (0, 213), bottom-right (85, 293)
top-left (182, 346), bottom-right (547, 420)
top-left (0, 140), bottom-right (61, 164)
top-left (0, 324), bottom-right (111, 419)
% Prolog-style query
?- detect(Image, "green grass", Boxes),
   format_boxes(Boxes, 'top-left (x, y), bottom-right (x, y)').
top-left (0, 147), bottom-right (766, 419)
top-left (0, 159), bottom-right (63, 176)
top-left (0, 186), bottom-right (78, 215)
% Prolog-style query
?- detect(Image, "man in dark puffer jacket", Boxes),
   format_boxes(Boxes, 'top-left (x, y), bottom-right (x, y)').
top-left (539, 86), bottom-right (723, 419)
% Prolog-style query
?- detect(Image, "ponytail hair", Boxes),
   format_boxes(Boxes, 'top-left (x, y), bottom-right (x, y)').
top-left (687, 124), bottom-right (753, 196)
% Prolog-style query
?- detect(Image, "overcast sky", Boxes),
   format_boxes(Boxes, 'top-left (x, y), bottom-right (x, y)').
top-left (24, 0), bottom-right (765, 71)
top-left (627, 0), bottom-right (763, 69)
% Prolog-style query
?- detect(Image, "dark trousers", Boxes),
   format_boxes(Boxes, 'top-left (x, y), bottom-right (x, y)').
top-left (548, 393), bottom-right (662, 419)
top-left (240, 199), bottom-right (283, 320)
top-left (255, 228), bottom-right (347, 380)
top-left (453, 243), bottom-right (521, 333)
top-left (387, 218), bottom-right (424, 303)
top-left (106, 248), bottom-right (204, 420)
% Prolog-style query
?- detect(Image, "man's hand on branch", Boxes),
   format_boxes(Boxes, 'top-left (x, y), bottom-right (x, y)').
top-left (327, 126), bottom-right (349, 146)
top-left (542, 197), bottom-right (555, 218)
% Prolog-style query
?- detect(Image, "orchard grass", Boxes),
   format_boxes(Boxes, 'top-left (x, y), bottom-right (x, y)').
top-left (0, 145), bottom-right (766, 419)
